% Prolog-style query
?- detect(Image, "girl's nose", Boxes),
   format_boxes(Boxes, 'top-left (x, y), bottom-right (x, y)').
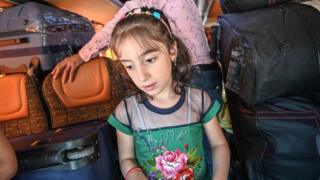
top-left (136, 67), bottom-right (149, 82)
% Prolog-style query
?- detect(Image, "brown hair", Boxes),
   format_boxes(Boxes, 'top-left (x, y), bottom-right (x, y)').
top-left (110, 8), bottom-right (194, 95)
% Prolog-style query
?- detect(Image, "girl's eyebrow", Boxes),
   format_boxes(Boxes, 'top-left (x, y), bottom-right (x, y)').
top-left (119, 49), bottom-right (158, 62)
top-left (139, 49), bottom-right (158, 57)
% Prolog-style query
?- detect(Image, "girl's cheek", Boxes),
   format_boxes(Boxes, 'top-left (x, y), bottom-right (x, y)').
top-left (127, 72), bottom-right (136, 81)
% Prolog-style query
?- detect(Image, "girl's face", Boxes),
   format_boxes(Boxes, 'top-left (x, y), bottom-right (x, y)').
top-left (117, 37), bottom-right (177, 99)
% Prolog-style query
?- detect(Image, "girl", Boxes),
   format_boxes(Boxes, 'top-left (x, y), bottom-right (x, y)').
top-left (107, 7), bottom-right (230, 180)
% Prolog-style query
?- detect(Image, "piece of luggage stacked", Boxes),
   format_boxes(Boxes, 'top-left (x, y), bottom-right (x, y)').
top-left (0, 2), bottom-right (128, 179)
top-left (214, 1), bottom-right (320, 179)
top-left (0, 2), bottom-right (94, 75)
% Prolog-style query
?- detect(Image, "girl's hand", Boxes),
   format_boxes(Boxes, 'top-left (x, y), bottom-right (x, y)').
top-left (52, 53), bottom-right (85, 83)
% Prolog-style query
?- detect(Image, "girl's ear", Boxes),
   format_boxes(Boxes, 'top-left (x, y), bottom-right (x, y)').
top-left (169, 41), bottom-right (178, 62)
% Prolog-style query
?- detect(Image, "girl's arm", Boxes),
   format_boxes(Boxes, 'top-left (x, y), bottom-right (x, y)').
top-left (203, 117), bottom-right (230, 180)
top-left (79, 0), bottom-right (151, 62)
top-left (116, 130), bottom-right (147, 180)
top-left (80, 0), bottom-right (208, 63)
top-left (0, 131), bottom-right (18, 180)
top-left (53, 1), bottom-right (148, 82)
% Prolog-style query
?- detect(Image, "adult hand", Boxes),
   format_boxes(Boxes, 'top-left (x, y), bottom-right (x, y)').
top-left (52, 54), bottom-right (85, 83)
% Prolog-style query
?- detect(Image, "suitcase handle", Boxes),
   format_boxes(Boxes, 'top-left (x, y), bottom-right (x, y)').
top-left (0, 37), bottom-right (29, 47)
top-left (64, 145), bottom-right (96, 160)
top-left (17, 133), bottom-right (100, 172)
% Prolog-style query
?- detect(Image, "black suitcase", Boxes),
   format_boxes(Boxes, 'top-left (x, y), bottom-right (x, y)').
top-left (0, 2), bottom-right (94, 71)
top-left (227, 91), bottom-right (320, 180)
top-left (217, 2), bottom-right (320, 106)
top-left (10, 120), bottom-right (122, 180)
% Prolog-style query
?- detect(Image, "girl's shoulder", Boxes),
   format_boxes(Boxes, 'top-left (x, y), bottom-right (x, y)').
top-left (188, 85), bottom-right (210, 94)
top-left (187, 86), bottom-right (210, 102)
top-left (187, 86), bottom-right (212, 114)
top-left (188, 86), bottom-right (203, 94)
top-left (115, 92), bottom-right (141, 113)
top-left (112, 93), bottom-right (140, 127)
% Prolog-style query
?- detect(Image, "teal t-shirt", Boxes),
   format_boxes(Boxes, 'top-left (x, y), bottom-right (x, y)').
top-left (108, 87), bottom-right (220, 179)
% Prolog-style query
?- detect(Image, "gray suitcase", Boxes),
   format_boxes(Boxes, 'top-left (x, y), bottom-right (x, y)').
top-left (0, 2), bottom-right (95, 71)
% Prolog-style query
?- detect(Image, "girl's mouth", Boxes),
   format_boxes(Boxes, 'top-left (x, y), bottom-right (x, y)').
top-left (141, 83), bottom-right (156, 91)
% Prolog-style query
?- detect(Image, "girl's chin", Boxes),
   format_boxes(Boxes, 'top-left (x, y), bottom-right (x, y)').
top-left (138, 88), bottom-right (158, 98)
top-left (141, 90), bottom-right (156, 97)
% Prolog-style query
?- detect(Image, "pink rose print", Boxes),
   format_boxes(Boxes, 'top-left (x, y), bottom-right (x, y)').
top-left (155, 149), bottom-right (188, 179)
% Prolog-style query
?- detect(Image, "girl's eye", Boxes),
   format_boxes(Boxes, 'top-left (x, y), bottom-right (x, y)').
top-left (145, 57), bottom-right (157, 63)
top-left (122, 63), bottom-right (133, 70)
top-left (125, 65), bottom-right (133, 70)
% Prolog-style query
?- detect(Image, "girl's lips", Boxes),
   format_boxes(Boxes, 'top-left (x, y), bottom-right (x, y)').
top-left (142, 83), bottom-right (156, 91)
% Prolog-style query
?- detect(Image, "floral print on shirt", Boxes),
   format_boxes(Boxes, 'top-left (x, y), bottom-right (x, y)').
top-left (143, 144), bottom-right (201, 180)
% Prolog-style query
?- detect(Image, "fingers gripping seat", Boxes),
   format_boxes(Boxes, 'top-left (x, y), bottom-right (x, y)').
top-left (42, 58), bottom-right (126, 128)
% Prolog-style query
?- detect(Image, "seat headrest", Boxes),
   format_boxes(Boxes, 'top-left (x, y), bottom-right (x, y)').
top-left (0, 74), bottom-right (28, 121)
top-left (52, 58), bottom-right (111, 108)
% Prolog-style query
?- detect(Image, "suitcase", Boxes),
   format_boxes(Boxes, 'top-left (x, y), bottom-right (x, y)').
top-left (227, 91), bottom-right (320, 180)
top-left (0, 2), bottom-right (94, 71)
top-left (0, 60), bottom-right (48, 139)
top-left (11, 120), bottom-right (122, 180)
top-left (42, 58), bottom-right (129, 129)
top-left (217, 2), bottom-right (320, 106)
